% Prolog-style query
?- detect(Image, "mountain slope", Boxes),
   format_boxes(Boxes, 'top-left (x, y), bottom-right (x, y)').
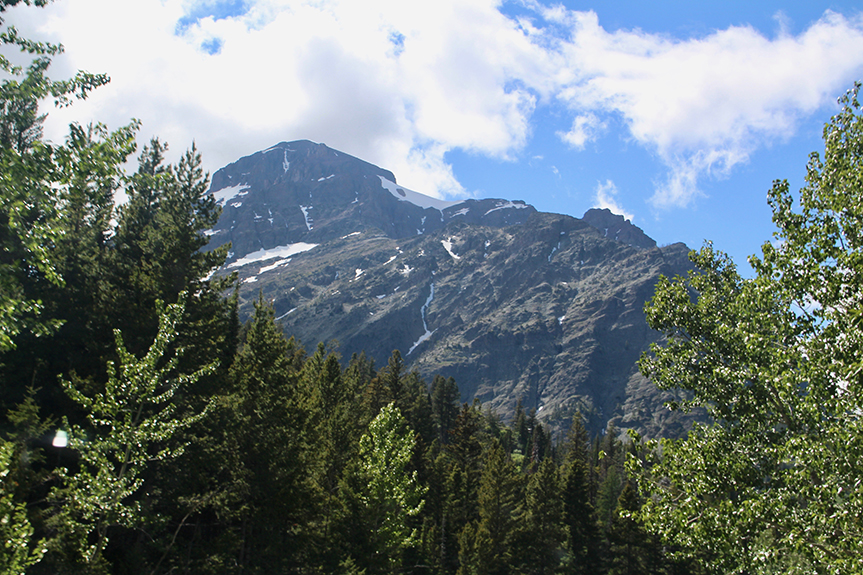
top-left (206, 140), bottom-right (695, 437)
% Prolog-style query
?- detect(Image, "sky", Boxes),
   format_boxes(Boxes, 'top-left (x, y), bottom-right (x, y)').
top-left (7, 0), bottom-right (863, 270)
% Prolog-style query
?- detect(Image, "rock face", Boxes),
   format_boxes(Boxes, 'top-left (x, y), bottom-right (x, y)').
top-left (581, 208), bottom-right (656, 250)
top-left (207, 140), bottom-right (695, 438)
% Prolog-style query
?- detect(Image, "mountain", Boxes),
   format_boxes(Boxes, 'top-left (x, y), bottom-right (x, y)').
top-left (206, 140), bottom-right (695, 437)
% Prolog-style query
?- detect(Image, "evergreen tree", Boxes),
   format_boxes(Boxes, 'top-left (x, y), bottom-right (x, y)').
top-left (561, 414), bottom-right (600, 575)
top-left (398, 370), bottom-right (436, 448)
top-left (528, 421), bottom-right (549, 470)
top-left (298, 342), bottom-right (368, 569)
top-left (458, 440), bottom-right (522, 575)
top-left (607, 480), bottom-right (651, 575)
top-left (596, 422), bottom-right (623, 533)
top-left (430, 375), bottom-right (460, 445)
top-left (220, 295), bottom-right (312, 573)
top-left (514, 455), bottom-right (565, 575)
top-left (439, 403), bottom-right (484, 572)
top-left (513, 399), bottom-right (529, 456)
top-left (112, 140), bottom-right (229, 357)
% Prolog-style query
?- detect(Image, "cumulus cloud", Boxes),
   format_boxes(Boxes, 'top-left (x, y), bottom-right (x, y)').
top-left (13, 0), bottom-right (551, 198)
top-left (541, 9), bottom-right (863, 207)
top-left (7, 1), bottom-right (863, 207)
top-left (557, 112), bottom-right (604, 149)
top-left (593, 179), bottom-right (633, 222)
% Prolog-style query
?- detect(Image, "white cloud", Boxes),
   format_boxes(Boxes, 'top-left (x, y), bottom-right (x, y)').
top-left (593, 179), bottom-right (633, 222)
top-left (12, 0), bottom-right (551, 199)
top-left (6, 1), bottom-right (863, 208)
top-left (557, 112), bottom-right (604, 149)
top-left (541, 9), bottom-right (863, 207)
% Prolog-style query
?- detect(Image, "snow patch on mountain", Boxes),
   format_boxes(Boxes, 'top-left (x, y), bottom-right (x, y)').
top-left (484, 200), bottom-right (530, 216)
top-left (300, 206), bottom-right (313, 230)
top-left (378, 176), bottom-right (462, 211)
top-left (211, 184), bottom-right (250, 205)
top-left (441, 239), bottom-right (461, 260)
top-left (548, 241), bottom-right (560, 262)
top-left (259, 258), bottom-right (291, 274)
top-left (228, 243), bottom-right (317, 268)
top-left (275, 308), bottom-right (296, 321)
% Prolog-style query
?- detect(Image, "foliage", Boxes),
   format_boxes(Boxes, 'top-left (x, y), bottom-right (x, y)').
top-left (633, 83), bottom-right (863, 574)
top-left (0, 4), bottom-right (729, 574)
top-left (0, 0), bottom-right (109, 352)
top-left (340, 402), bottom-right (426, 574)
top-left (0, 439), bottom-right (45, 574)
top-left (561, 414), bottom-right (600, 575)
top-left (52, 295), bottom-right (215, 567)
top-left (517, 456), bottom-right (565, 575)
top-left (217, 295), bottom-right (312, 573)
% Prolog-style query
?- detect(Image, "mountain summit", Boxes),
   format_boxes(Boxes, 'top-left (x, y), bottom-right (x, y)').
top-left (206, 140), bottom-right (694, 437)
top-left (206, 140), bottom-right (535, 265)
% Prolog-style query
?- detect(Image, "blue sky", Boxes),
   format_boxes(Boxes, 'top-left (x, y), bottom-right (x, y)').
top-left (10, 0), bottom-right (863, 269)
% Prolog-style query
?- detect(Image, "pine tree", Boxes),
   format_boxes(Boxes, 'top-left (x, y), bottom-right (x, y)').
top-left (561, 414), bottom-right (601, 575)
top-left (437, 403), bottom-right (484, 574)
top-left (398, 371), bottom-right (436, 447)
top-left (596, 422), bottom-right (623, 532)
top-left (221, 295), bottom-right (312, 573)
top-left (111, 139), bottom-right (229, 357)
top-left (514, 455), bottom-right (565, 575)
top-left (430, 375), bottom-right (460, 444)
top-left (607, 480), bottom-right (651, 575)
top-left (458, 440), bottom-right (522, 575)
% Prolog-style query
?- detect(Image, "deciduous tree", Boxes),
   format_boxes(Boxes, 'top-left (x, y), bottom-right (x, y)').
top-left (633, 83), bottom-right (863, 574)
top-left (51, 295), bottom-right (214, 569)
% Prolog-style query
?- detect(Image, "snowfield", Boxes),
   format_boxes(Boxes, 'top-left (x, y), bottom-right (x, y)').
top-left (228, 243), bottom-right (318, 268)
top-left (378, 176), bottom-right (463, 212)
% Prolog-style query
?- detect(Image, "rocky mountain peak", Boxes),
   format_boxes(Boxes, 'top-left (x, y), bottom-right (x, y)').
top-left (581, 208), bottom-right (656, 250)
top-left (206, 140), bottom-right (537, 266)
